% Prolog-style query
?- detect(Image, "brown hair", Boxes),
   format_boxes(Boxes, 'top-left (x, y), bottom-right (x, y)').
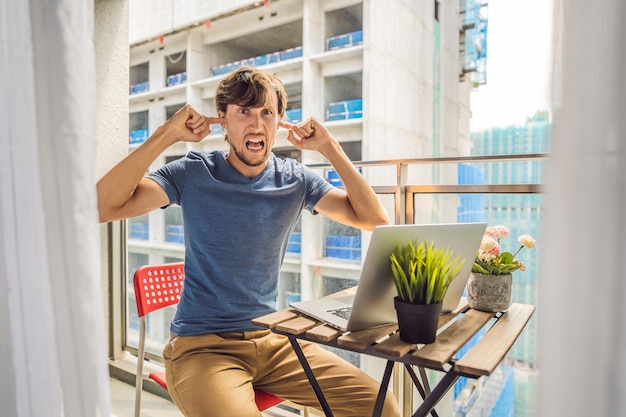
top-left (215, 66), bottom-right (287, 117)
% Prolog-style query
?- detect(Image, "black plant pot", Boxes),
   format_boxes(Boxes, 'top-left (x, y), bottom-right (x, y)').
top-left (393, 297), bottom-right (442, 344)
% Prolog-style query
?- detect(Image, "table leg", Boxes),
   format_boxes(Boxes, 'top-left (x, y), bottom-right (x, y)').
top-left (418, 367), bottom-right (431, 395)
top-left (287, 336), bottom-right (335, 417)
top-left (411, 370), bottom-right (461, 417)
top-left (405, 365), bottom-right (427, 400)
top-left (404, 366), bottom-right (439, 417)
top-left (372, 360), bottom-right (395, 417)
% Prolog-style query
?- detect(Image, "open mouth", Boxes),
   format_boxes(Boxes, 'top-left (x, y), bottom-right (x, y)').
top-left (246, 138), bottom-right (265, 151)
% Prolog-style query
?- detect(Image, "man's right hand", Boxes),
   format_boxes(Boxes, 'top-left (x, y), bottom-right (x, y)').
top-left (97, 104), bottom-right (222, 222)
top-left (165, 104), bottom-right (222, 144)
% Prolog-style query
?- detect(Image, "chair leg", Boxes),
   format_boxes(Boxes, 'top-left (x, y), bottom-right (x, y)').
top-left (135, 317), bottom-right (147, 417)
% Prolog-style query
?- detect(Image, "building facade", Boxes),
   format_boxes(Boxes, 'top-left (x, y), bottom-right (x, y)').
top-left (124, 0), bottom-right (498, 415)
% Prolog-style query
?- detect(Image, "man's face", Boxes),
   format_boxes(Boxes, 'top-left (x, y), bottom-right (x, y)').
top-left (221, 94), bottom-right (280, 175)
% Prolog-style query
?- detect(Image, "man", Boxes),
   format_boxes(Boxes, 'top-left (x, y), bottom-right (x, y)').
top-left (97, 67), bottom-right (399, 417)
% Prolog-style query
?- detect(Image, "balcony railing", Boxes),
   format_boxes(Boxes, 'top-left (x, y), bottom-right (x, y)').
top-left (125, 153), bottom-right (545, 417)
top-left (306, 153), bottom-right (545, 223)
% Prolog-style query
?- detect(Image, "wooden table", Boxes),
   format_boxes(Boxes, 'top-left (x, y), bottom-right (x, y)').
top-left (252, 291), bottom-right (535, 417)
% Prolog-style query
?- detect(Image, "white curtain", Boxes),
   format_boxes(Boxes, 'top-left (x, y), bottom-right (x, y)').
top-left (0, 1), bottom-right (110, 417)
top-left (538, 0), bottom-right (626, 416)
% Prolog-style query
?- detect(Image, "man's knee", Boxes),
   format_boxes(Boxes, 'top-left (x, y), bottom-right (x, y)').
top-left (169, 382), bottom-right (262, 417)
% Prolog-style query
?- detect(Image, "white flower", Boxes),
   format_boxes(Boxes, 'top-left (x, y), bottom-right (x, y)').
top-left (479, 236), bottom-right (498, 253)
top-left (518, 235), bottom-right (536, 249)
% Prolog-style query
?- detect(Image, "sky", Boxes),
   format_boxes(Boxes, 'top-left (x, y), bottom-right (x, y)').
top-left (469, 0), bottom-right (554, 130)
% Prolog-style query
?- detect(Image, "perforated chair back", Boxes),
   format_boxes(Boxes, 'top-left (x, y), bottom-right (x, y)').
top-left (132, 262), bottom-right (283, 416)
top-left (133, 262), bottom-right (184, 318)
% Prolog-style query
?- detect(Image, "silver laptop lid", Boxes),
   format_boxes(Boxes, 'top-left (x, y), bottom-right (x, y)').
top-left (290, 222), bottom-right (487, 332)
top-left (345, 222), bottom-right (486, 331)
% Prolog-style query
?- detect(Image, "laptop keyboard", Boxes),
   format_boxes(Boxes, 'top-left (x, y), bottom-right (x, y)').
top-left (327, 307), bottom-right (352, 320)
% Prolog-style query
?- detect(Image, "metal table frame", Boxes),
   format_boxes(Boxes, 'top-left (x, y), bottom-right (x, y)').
top-left (276, 328), bottom-right (464, 417)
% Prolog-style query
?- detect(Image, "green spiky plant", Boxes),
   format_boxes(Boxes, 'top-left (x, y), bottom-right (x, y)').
top-left (390, 240), bottom-right (465, 305)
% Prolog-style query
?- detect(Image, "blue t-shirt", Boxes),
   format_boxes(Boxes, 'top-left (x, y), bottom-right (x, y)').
top-left (147, 151), bottom-right (333, 335)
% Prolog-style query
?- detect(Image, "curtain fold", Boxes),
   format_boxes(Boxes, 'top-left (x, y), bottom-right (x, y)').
top-left (0, 1), bottom-right (110, 416)
top-left (539, 0), bottom-right (626, 416)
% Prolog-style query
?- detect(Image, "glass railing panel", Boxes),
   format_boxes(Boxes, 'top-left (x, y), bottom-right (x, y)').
top-left (210, 46), bottom-right (303, 76)
top-left (166, 71), bottom-right (187, 87)
top-left (325, 98), bottom-right (363, 121)
top-left (323, 219), bottom-right (363, 261)
top-left (128, 214), bottom-right (149, 240)
top-left (129, 222), bottom-right (149, 240)
top-left (286, 232), bottom-right (301, 254)
top-left (129, 80), bottom-right (149, 94)
top-left (164, 205), bottom-right (183, 245)
top-left (129, 128), bottom-right (149, 145)
top-left (286, 217), bottom-right (302, 255)
top-left (285, 108), bottom-right (303, 124)
top-left (277, 271), bottom-right (302, 310)
top-left (412, 190), bottom-right (541, 416)
top-left (326, 30), bottom-right (364, 51)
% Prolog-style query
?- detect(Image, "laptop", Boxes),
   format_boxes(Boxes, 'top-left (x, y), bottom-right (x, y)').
top-left (290, 222), bottom-right (487, 332)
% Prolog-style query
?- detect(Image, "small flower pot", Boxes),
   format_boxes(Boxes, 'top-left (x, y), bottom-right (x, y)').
top-left (466, 272), bottom-right (512, 312)
top-left (393, 297), bottom-right (442, 344)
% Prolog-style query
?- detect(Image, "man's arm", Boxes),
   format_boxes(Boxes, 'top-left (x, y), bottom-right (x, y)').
top-left (97, 105), bottom-right (218, 222)
top-left (280, 119), bottom-right (389, 231)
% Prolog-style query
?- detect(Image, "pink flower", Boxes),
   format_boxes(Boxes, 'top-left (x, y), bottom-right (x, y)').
top-left (485, 225), bottom-right (510, 239)
top-left (513, 259), bottom-right (526, 271)
top-left (487, 242), bottom-right (501, 255)
top-left (477, 237), bottom-right (501, 262)
top-left (478, 251), bottom-right (497, 262)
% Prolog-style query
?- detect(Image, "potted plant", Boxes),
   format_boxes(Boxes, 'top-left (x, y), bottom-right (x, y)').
top-left (467, 225), bottom-right (536, 312)
top-left (390, 240), bottom-right (464, 344)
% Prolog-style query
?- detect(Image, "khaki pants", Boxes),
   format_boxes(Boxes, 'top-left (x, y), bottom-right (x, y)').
top-left (163, 330), bottom-right (400, 417)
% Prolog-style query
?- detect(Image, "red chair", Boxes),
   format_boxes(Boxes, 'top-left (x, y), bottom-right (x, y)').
top-left (132, 262), bottom-right (283, 417)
